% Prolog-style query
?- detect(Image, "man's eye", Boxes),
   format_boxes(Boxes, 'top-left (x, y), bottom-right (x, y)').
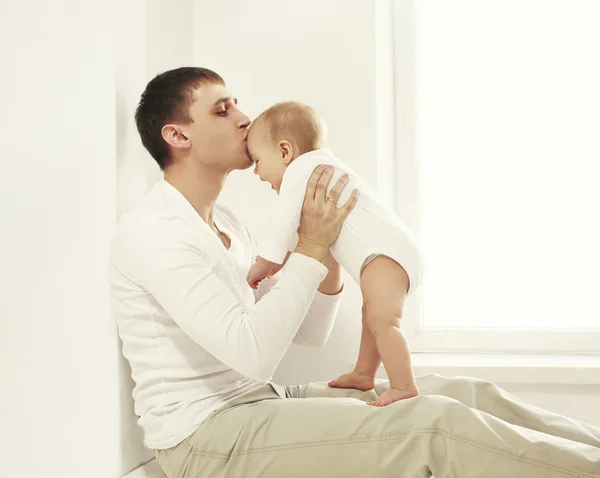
top-left (216, 110), bottom-right (227, 116)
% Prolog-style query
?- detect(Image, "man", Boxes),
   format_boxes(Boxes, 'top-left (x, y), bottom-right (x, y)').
top-left (110, 67), bottom-right (600, 477)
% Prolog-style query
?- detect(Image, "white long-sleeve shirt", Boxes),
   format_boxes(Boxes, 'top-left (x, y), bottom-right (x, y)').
top-left (258, 148), bottom-right (424, 291)
top-left (109, 179), bottom-right (343, 449)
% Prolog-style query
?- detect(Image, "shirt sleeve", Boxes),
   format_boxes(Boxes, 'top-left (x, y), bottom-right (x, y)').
top-left (121, 219), bottom-right (329, 382)
top-left (252, 232), bottom-right (343, 347)
top-left (256, 167), bottom-right (309, 264)
top-left (291, 288), bottom-right (343, 346)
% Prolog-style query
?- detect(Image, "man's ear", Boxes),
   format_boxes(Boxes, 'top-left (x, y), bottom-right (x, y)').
top-left (279, 140), bottom-right (294, 165)
top-left (161, 124), bottom-right (191, 151)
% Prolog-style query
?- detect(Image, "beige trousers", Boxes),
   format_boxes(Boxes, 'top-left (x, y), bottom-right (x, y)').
top-left (155, 374), bottom-right (600, 477)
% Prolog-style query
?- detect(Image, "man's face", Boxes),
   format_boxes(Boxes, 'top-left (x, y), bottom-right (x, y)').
top-left (184, 83), bottom-right (252, 171)
top-left (247, 124), bottom-right (288, 192)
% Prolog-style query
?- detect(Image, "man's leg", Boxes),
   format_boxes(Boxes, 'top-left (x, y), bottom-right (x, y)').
top-left (373, 373), bottom-right (600, 449)
top-left (300, 377), bottom-right (600, 448)
top-left (157, 383), bottom-right (600, 478)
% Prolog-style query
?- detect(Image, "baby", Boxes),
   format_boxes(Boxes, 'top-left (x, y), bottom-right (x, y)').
top-left (246, 101), bottom-right (424, 406)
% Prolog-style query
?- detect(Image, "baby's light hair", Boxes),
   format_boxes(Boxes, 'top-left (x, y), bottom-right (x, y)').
top-left (252, 101), bottom-right (327, 155)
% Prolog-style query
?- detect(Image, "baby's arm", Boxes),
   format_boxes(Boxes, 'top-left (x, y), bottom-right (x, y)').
top-left (247, 175), bottom-right (303, 289)
top-left (246, 253), bottom-right (291, 290)
top-left (256, 168), bottom-right (310, 265)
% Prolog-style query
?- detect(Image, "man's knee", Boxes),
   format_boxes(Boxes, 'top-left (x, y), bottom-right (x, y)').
top-left (406, 394), bottom-right (467, 425)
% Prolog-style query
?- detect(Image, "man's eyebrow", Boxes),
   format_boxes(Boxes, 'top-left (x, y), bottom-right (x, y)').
top-left (211, 97), bottom-right (238, 107)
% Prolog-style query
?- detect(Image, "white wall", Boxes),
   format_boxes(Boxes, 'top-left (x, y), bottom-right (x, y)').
top-left (0, 0), bottom-right (194, 476)
top-left (115, 0), bottom-right (195, 474)
top-left (116, 0), bottom-right (193, 220)
top-left (193, 0), bottom-right (600, 429)
top-left (0, 1), bottom-right (120, 477)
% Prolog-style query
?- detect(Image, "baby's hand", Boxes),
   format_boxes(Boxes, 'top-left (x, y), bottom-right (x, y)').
top-left (247, 257), bottom-right (284, 290)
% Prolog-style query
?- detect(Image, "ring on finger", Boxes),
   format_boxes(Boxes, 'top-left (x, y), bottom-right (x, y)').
top-left (325, 196), bottom-right (337, 204)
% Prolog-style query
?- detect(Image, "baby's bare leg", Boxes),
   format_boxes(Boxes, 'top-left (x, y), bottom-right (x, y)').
top-left (328, 305), bottom-right (380, 391)
top-left (361, 255), bottom-right (418, 406)
top-left (354, 305), bottom-right (382, 377)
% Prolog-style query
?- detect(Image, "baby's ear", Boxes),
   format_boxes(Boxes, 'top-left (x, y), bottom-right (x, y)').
top-left (279, 140), bottom-right (294, 165)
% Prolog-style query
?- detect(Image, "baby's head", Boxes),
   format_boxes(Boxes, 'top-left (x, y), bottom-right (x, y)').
top-left (247, 101), bottom-right (326, 192)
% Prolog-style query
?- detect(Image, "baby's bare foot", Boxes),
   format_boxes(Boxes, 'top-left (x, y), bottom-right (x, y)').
top-left (368, 382), bottom-right (419, 406)
top-left (328, 372), bottom-right (375, 391)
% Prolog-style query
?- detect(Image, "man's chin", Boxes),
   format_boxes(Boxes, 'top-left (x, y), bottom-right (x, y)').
top-left (235, 156), bottom-right (254, 171)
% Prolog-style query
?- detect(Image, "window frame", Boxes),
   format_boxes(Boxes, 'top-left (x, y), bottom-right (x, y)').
top-left (391, 0), bottom-right (600, 355)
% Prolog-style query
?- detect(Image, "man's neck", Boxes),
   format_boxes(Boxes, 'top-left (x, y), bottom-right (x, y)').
top-left (164, 161), bottom-right (227, 226)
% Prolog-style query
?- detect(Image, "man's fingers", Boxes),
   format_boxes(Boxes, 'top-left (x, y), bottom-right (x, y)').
top-left (338, 188), bottom-right (359, 217)
top-left (315, 166), bottom-right (333, 203)
top-left (326, 174), bottom-right (349, 203)
top-left (305, 165), bottom-right (326, 202)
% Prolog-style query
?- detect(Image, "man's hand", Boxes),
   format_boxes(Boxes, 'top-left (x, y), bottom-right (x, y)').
top-left (295, 166), bottom-right (359, 263)
top-left (247, 256), bottom-right (284, 290)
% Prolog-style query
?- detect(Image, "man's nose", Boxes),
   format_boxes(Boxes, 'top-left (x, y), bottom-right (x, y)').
top-left (237, 111), bottom-right (251, 129)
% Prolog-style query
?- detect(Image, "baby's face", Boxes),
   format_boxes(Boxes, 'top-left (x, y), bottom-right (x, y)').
top-left (247, 125), bottom-right (288, 192)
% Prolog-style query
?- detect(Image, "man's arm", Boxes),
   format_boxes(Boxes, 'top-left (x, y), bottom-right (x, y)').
top-left (318, 251), bottom-right (343, 295)
top-left (292, 251), bottom-right (345, 346)
top-left (117, 166), bottom-right (356, 382)
top-left (122, 221), bottom-right (329, 382)
top-left (254, 249), bottom-right (344, 347)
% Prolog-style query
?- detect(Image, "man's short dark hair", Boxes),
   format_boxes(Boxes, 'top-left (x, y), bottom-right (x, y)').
top-left (135, 67), bottom-right (225, 170)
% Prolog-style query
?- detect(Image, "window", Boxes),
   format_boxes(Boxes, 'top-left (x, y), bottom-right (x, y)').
top-left (394, 0), bottom-right (600, 353)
